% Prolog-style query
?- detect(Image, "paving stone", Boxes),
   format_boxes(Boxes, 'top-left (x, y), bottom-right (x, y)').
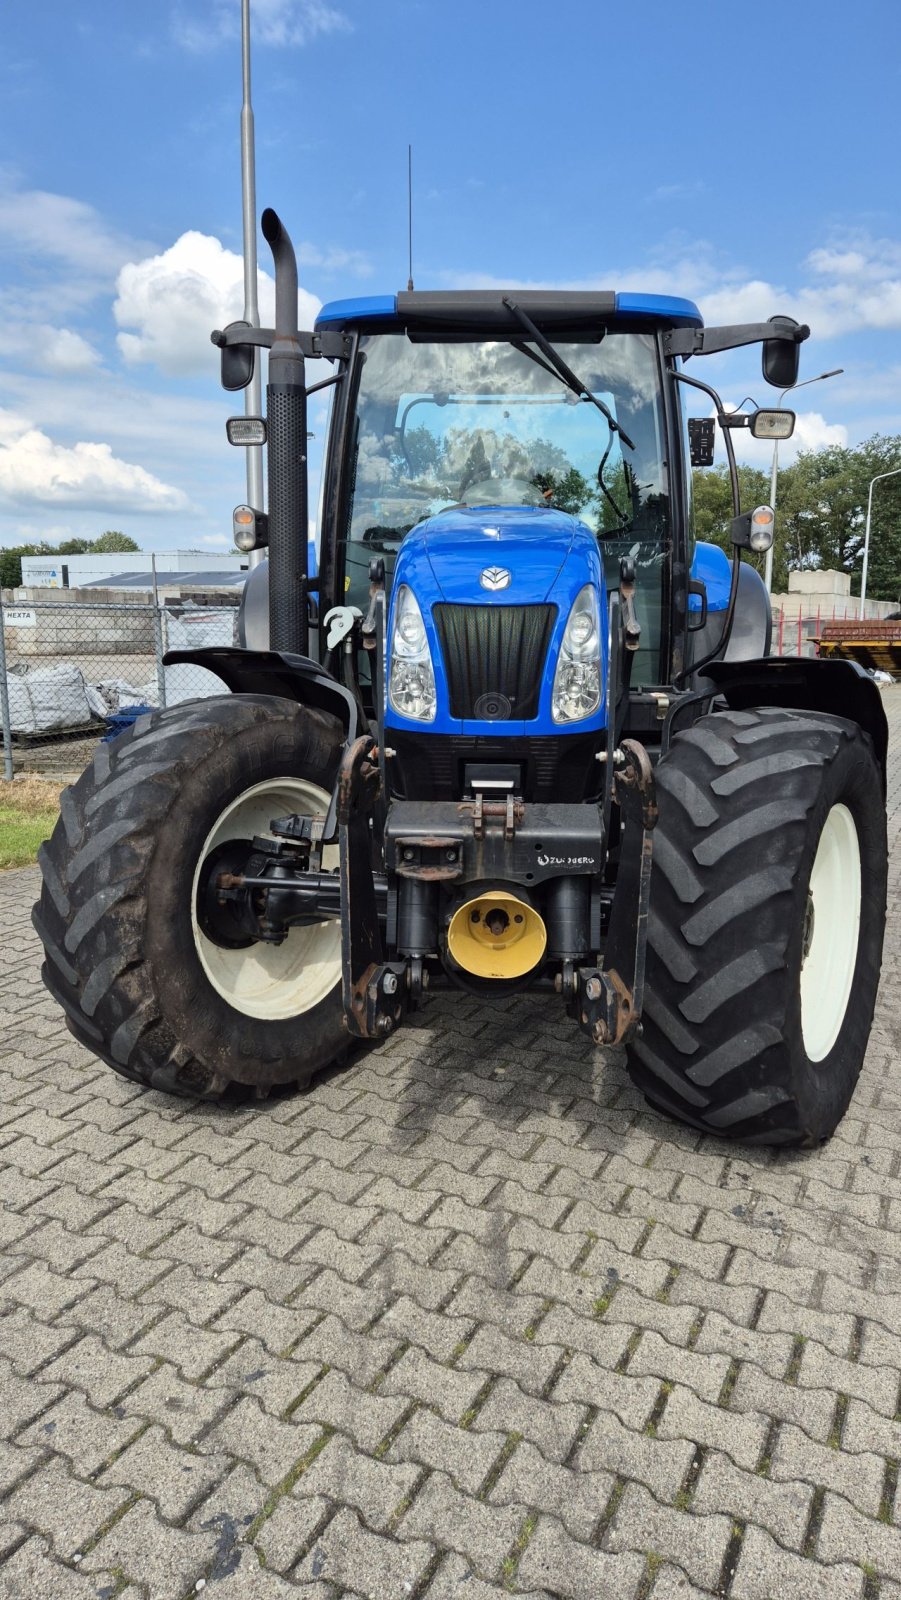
top-left (770, 1424), bottom-right (886, 1520)
top-left (0, 1438), bottom-right (48, 1496)
top-left (121, 1362), bottom-right (232, 1445)
top-left (647, 1562), bottom-right (718, 1599)
top-left (98, 1423), bottom-right (230, 1520)
top-left (816, 1489), bottom-right (901, 1578)
top-left (2, 1260), bottom-right (89, 1319)
top-left (607, 1482), bottom-right (732, 1592)
top-left (386, 1408), bottom-right (509, 1495)
top-left (254, 1491), bottom-right (331, 1572)
top-left (131, 1308), bottom-right (241, 1378)
top-left (295, 1434), bottom-right (421, 1530)
top-left (397, 1467), bottom-right (524, 1570)
top-left (517, 1513), bottom-right (646, 1598)
top-left (291, 1368), bottom-right (411, 1453)
top-left (0, 1535), bottom-right (121, 1600)
top-left (488, 1438), bottom-right (615, 1542)
top-left (692, 1449), bottom-right (813, 1550)
top-left (0, 1305), bottom-right (78, 1374)
top-left (575, 1411), bottom-right (697, 1501)
top-left (80, 1497), bottom-right (219, 1599)
top-left (18, 1389), bottom-right (143, 1476)
top-left (5, 1456), bottom-right (131, 1559)
top-left (291, 1504), bottom-right (434, 1595)
top-left (455, 1322), bottom-right (564, 1395)
top-left (471, 1379), bottom-right (584, 1464)
top-left (206, 1396), bottom-right (322, 1486)
top-left (730, 1522), bottom-right (864, 1599)
top-left (424, 1550), bottom-right (555, 1600)
top-left (40, 1333), bottom-right (153, 1408)
top-left (0, 1363), bottom-right (65, 1433)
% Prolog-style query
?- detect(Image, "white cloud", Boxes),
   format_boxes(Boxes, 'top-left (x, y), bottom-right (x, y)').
top-left (114, 230), bottom-right (321, 377)
top-left (173, 0), bottom-right (350, 51)
top-left (0, 409), bottom-right (187, 511)
top-left (445, 231), bottom-right (901, 342)
top-left (298, 241), bottom-right (372, 278)
top-left (0, 171), bottom-right (145, 279)
top-left (7, 325), bottom-right (102, 376)
top-left (195, 532), bottom-right (231, 546)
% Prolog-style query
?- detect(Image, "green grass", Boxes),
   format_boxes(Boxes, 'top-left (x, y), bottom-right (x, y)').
top-left (0, 777), bottom-right (61, 869)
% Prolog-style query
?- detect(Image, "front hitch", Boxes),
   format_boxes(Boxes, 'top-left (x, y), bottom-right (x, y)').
top-left (574, 739), bottom-right (658, 1046)
top-left (336, 735), bottom-right (407, 1039)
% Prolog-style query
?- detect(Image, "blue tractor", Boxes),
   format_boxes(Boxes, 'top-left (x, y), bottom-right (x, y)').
top-left (34, 211), bottom-right (888, 1145)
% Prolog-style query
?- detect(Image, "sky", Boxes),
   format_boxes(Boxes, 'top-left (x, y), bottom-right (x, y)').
top-left (1, 0), bottom-right (900, 554)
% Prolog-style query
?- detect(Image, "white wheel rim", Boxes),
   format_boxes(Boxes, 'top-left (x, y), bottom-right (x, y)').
top-left (191, 777), bottom-right (341, 1021)
top-left (800, 803), bottom-right (861, 1063)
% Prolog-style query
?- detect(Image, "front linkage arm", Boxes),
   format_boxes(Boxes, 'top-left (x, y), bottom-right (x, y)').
top-left (336, 735), bottom-right (407, 1040)
top-left (574, 740), bottom-right (658, 1047)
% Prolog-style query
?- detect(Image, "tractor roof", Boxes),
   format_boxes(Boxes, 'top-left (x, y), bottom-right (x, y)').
top-left (314, 290), bottom-right (703, 336)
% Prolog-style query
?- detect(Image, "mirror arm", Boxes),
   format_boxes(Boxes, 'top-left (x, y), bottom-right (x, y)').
top-left (663, 321), bottom-right (810, 358)
top-left (670, 366), bottom-right (743, 688)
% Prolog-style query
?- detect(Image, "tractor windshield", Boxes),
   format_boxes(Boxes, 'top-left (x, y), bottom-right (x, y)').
top-left (341, 331), bottom-right (671, 681)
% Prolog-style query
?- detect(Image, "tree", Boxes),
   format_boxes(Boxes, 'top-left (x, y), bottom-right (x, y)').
top-left (0, 530), bottom-right (141, 590)
top-left (93, 531), bottom-right (139, 554)
top-left (691, 463), bottom-right (774, 575)
top-left (778, 435), bottom-right (901, 602)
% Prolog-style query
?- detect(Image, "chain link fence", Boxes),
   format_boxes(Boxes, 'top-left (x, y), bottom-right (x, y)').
top-left (1, 593), bottom-right (894, 782)
top-left (0, 597), bottom-right (238, 780)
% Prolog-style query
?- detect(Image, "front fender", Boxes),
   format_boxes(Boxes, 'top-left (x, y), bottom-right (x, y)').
top-left (702, 656), bottom-right (888, 782)
top-left (162, 646), bottom-right (363, 743)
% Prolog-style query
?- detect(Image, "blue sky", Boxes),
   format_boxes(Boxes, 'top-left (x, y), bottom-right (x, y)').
top-left (1, 0), bottom-right (899, 553)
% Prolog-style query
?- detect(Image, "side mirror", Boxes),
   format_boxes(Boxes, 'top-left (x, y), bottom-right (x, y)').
top-left (762, 316), bottom-right (802, 389)
top-left (218, 320), bottom-right (256, 392)
top-left (750, 408), bottom-right (795, 441)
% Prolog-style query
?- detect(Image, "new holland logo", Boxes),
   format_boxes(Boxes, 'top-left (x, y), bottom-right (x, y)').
top-left (479, 566), bottom-right (511, 592)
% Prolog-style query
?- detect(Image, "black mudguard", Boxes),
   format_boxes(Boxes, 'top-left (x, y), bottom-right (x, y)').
top-left (162, 646), bottom-right (364, 744)
top-left (702, 656), bottom-right (889, 780)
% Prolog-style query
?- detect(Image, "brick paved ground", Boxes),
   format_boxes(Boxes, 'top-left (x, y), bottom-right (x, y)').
top-left (0, 691), bottom-right (899, 1600)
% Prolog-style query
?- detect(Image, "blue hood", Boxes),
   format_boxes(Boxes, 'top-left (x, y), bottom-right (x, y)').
top-left (386, 502), bottom-right (608, 738)
top-left (409, 505), bottom-right (583, 603)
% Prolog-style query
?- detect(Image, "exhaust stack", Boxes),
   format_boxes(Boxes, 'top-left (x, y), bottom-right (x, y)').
top-left (262, 207), bottom-right (309, 656)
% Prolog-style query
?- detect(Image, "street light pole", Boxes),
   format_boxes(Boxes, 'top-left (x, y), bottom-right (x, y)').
top-left (860, 466), bottom-right (901, 617)
top-left (764, 368), bottom-right (843, 594)
top-left (240, 0), bottom-right (264, 567)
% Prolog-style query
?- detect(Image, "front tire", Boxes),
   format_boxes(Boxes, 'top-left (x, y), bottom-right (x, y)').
top-left (33, 695), bottom-right (347, 1102)
top-left (627, 707), bottom-right (887, 1145)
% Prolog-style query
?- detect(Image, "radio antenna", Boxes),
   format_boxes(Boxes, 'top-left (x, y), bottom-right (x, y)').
top-left (406, 144), bottom-right (414, 291)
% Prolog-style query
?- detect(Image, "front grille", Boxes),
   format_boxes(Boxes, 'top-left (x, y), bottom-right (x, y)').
top-left (433, 603), bottom-right (556, 721)
top-left (390, 732), bottom-right (602, 803)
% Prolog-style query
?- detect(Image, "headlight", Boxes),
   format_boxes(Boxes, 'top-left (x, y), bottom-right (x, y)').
top-left (552, 584), bottom-right (602, 723)
top-left (388, 586), bottom-right (436, 722)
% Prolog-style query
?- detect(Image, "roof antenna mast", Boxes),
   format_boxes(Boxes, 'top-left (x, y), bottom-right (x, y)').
top-left (407, 144), bottom-right (414, 292)
top-left (240, 0), bottom-right (264, 564)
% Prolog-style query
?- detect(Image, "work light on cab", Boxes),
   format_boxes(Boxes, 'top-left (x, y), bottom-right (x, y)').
top-left (226, 416), bottom-right (267, 447)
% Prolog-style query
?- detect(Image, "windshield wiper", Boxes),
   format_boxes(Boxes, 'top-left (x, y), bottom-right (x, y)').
top-left (502, 297), bottom-right (636, 452)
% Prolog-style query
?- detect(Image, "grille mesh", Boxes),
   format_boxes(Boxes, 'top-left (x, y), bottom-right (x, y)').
top-left (433, 604), bottom-right (556, 720)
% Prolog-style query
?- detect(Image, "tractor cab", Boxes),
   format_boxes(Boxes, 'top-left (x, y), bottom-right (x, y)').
top-left (315, 290), bottom-right (700, 711)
